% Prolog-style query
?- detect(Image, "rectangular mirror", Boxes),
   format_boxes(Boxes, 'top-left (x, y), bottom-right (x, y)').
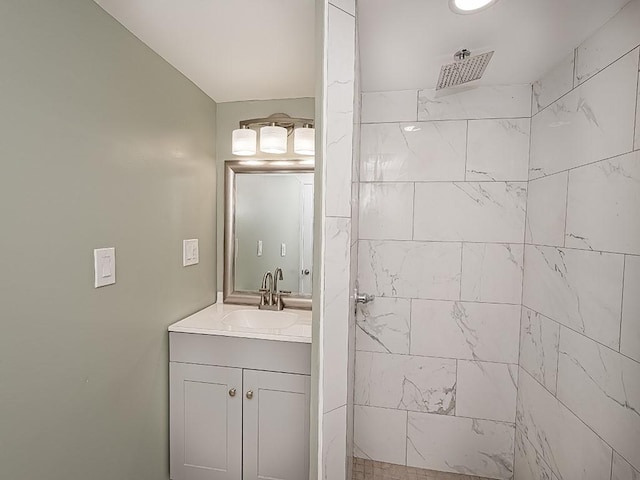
top-left (224, 160), bottom-right (314, 309)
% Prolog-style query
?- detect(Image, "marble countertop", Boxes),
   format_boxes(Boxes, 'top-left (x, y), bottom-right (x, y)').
top-left (168, 302), bottom-right (312, 344)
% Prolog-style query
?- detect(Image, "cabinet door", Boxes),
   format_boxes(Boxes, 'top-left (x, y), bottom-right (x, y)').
top-left (242, 370), bottom-right (311, 480)
top-left (170, 363), bottom-right (242, 480)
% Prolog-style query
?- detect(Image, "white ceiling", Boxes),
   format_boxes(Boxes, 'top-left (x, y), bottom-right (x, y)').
top-left (95, 0), bottom-right (630, 101)
top-left (94, 0), bottom-right (315, 103)
top-left (358, 0), bottom-right (630, 92)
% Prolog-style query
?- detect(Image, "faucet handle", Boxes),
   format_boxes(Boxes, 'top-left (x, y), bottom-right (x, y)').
top-left (279, 290), bottom-right (291, 295)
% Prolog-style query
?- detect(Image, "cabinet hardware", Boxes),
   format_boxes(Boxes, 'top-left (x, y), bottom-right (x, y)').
top-left (229, 388), bottom-right (236, 397)
top-left (246, 390), bottom-right (254, 399)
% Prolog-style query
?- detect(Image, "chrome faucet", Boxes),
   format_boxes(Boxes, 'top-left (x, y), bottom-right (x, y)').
top-left (259, 271), bottom-right (274, 308)
top-left (259, 268), bottom-right (291, 311)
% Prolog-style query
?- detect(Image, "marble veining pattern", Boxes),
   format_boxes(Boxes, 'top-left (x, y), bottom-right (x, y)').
top-left (356, 297), bottom-right (411, 354)
top-left (529, 48), bottom-right (638, 179)
top-left (519, 308), bottom-right (560, 395)
top-left (565, 150), bottom-right (640, 255)
top-left (532, 51), bottom-right (575, 115)
top-left (320, 6), bottom-right (358, 478)
top-left (359, 121), bottom-right (467, 182)
top-left (323, 217), bottom-right (352, 414)
top-left (354, 405), bottom-right (407, 466)
top-left (358, 240), bottom-right (462, 300)
top-left (516, 368), bottom-right (613, 480)
top-left (633, 71), bottom-right (640, 150)
top-left (514, 430), bottom-right (558, 480)
top-left (466, 118), bottom-right (530, 181)
top-left (418, 85), bottom-right (531, 121)
top-left (328, 0), bottom-right (355, 15)
top-left (407, 412), bottom-right (515, 480)
top-left (574, 0), bottom-right (640, 85)
top-left (518, 9), bottom-right (640, 480)
top-left (352, 180), bottom-right (361, 245)
top-left (522, 244), bottom-right (624, 349)
top-left (323, 405), bottom-right (348, 480)
top-left (325, 6), bottom-right (355, 218)
top-left (556, 327), bottom-right (640, 471)
top-left (359, 182), bottom-right (414, 240)
top-left (455, 361), bottom-right (518, 423)
top-left (410, 300), bottom-right (520, 364)
top-left (460, 243), bottom-right (524, 305)
top-left (348, 241), bottom-right (359, 469)
top-left (621, 255), bottom-right (640, 363)
top-left (524, 172), bottom-right (568, 247)
top-left (355, 352), bottom-right (457, 414)
top-left (612, 452), bottom-right (640, 480)
top-left (413, 182), bottom-right (527, 243)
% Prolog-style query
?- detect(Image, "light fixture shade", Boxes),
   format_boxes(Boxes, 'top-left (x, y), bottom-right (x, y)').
top-left (260, 125), bottom-right (287, 154)
top-left (294, 126), bottom-right (315, 155)
top-left (232, 128), bottom-right (257, 156)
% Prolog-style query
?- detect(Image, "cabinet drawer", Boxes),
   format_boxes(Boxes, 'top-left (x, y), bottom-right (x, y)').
top-left (169, 333), bottom-right (311, 375)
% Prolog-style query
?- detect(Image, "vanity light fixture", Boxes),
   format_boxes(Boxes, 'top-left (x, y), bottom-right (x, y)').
top-left (449, 0), bottom-right (498, 14)
top-left (231, 113), bottom-right (315, 156)
top-left (232, 125), bottom-right (257, 156)
top-left (294, 124), bottom-right (315, 155)
top-left (260, 124), bottom-right (288, 154)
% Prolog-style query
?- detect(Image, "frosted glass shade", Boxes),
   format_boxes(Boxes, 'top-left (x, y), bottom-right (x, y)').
top-left (232, 128), bottom-right (257, 156)
top-left (260, 125), bottom-right (287, 154)
top-left (294, 127), bottom-right (315, 155)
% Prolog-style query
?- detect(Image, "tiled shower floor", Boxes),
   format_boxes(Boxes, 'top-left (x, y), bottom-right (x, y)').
top-left (352, 458), bottom-right (492, 480)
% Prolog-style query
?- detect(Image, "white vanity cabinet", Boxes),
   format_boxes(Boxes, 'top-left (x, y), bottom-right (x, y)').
top-left (169, 332), bottom-right (311, 480)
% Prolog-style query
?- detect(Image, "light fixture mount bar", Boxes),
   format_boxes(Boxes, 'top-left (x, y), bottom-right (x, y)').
top-left (239, 113), bottom-right (314, 135)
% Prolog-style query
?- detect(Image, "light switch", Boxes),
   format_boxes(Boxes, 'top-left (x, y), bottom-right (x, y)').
top-left (183, 239), bottom-right (199, 266)
top-left (281, 243), bottom-right (286, 257)
top-left (94, 248), bottom-right (116, 288)
top-left (257, 240), bottom-right (263, 257)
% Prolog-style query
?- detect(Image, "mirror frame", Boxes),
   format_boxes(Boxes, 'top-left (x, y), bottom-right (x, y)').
top-left (223, 159), bottom-right (314, 310)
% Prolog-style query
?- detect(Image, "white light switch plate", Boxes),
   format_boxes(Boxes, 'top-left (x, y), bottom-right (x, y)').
top-left (94, 248), bottom-right (116, 288)
top-left (183, 239), bottom-right (199, 266)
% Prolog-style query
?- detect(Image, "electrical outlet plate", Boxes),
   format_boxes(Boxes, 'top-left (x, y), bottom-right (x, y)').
top-left (183, 239), bottom-right (199, 266)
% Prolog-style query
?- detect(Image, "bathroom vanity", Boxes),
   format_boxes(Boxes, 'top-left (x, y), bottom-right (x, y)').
top-left (168, 303), bottom-right (312, 480)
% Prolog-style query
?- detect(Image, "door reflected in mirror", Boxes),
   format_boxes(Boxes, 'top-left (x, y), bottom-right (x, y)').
top-left (224, 160), bottom-right (314, 309)
top-left (235, 173), bottom-right (314, 294)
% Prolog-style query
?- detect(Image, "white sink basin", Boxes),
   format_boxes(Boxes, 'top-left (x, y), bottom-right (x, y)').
top-left (222, 309), bottom-right (300, 330)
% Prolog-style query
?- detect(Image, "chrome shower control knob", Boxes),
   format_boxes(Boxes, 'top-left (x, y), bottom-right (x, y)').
top-left (355, 293), bottom-right (375, 304)
top-left (246, 390), bottom-right (254, 400)
top-left (228, 388), bottom-right (236, 397)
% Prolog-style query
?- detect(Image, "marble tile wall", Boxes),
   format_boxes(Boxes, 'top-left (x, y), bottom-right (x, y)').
top-left (517, 2), bottom-right (640, 479)
top-left (320, 1), bottom-right (359, 479)
top-left (347, 14), bottom-right (362, 480)
top-left (354, 83), bottom-right (530, 479)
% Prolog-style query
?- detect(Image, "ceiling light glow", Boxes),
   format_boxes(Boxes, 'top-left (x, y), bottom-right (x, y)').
top-left (450, 0), bottom-right (498, 14)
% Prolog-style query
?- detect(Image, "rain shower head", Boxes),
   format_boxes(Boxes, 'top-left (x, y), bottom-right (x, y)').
top-left (436, 49), bottom-right (494, 90)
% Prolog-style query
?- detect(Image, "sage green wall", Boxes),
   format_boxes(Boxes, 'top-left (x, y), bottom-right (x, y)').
top-left (0, 1), bottom-right (217, 479)
top-left (215, 98), bottom-right (315, 290)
